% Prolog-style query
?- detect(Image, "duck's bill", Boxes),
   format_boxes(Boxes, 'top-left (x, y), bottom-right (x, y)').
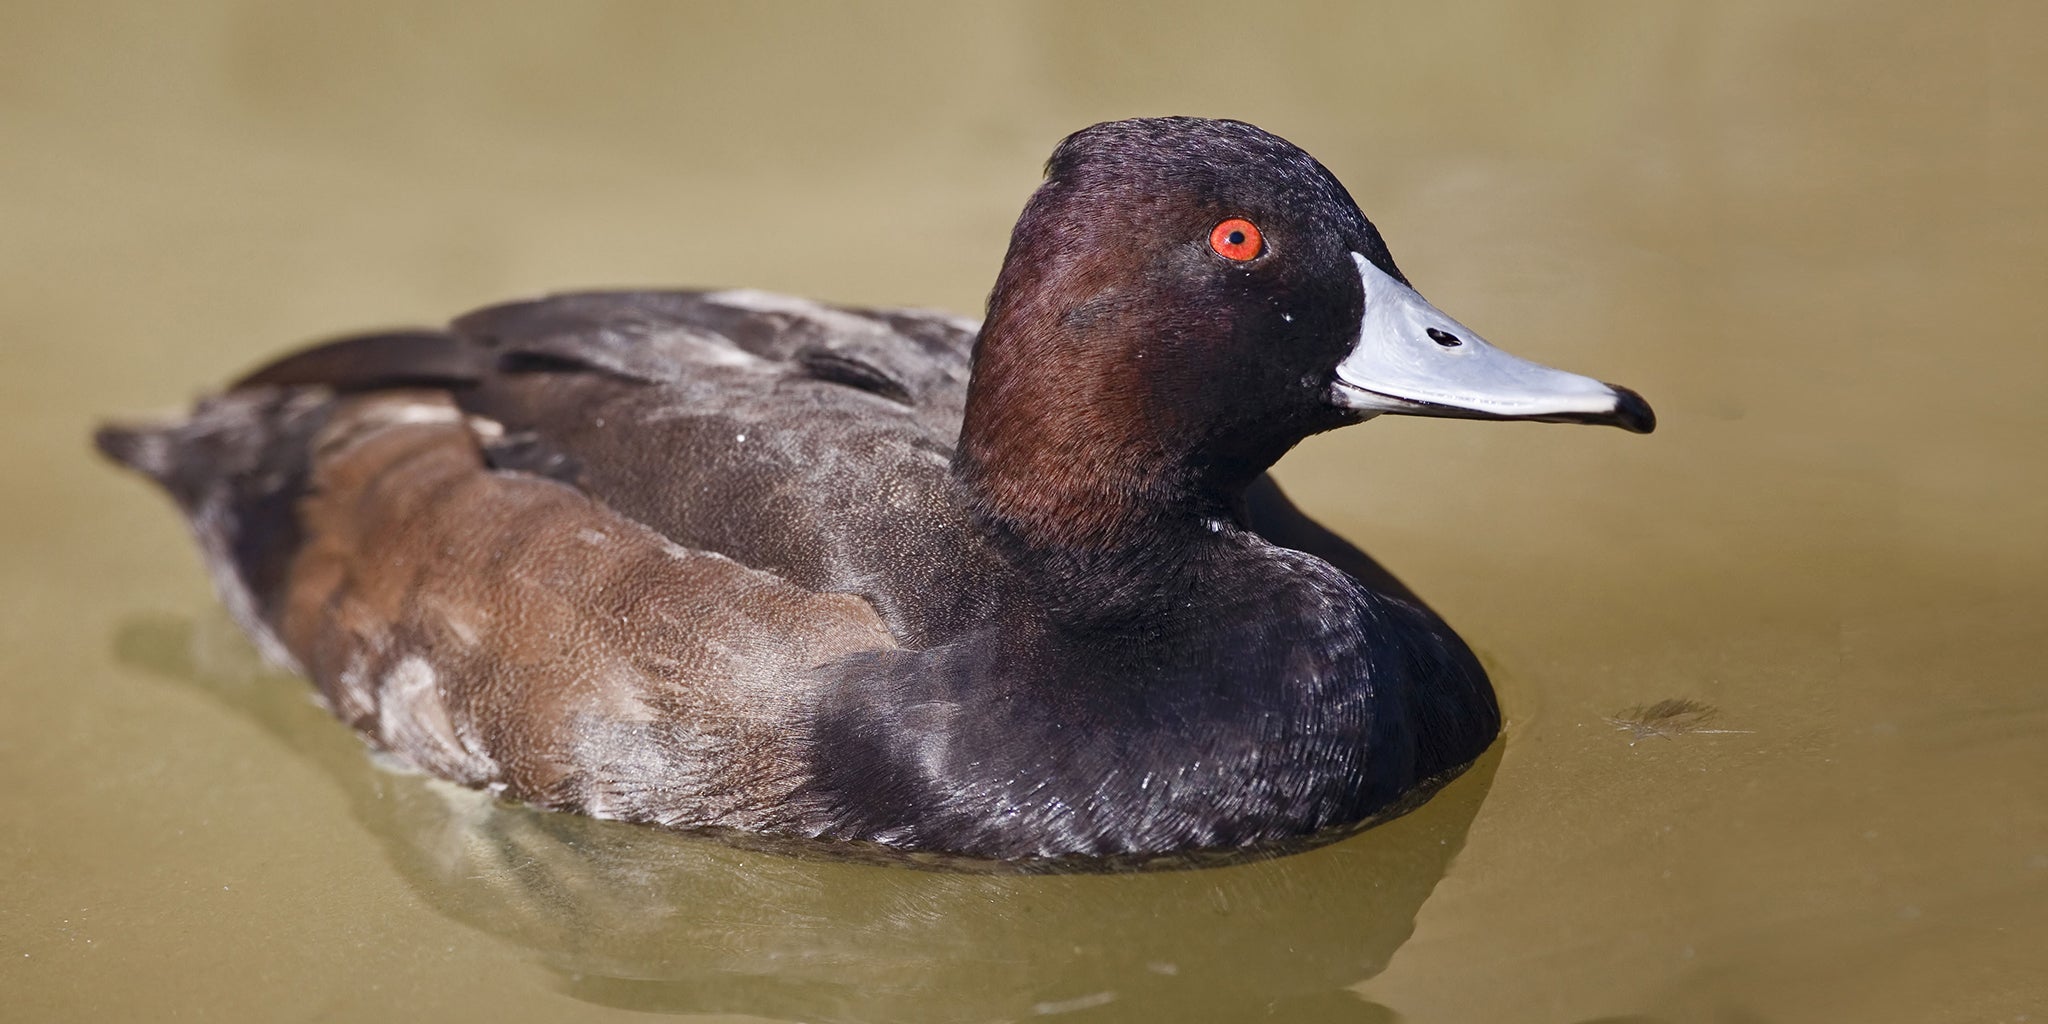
top-left (1331, 253), bottom-right (1654, 434)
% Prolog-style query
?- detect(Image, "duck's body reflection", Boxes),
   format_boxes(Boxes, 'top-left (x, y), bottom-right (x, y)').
top-left (120, 613), bottom-right (1495, 1022)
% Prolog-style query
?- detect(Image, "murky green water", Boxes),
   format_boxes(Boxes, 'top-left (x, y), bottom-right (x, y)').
top-left (4, 3), bottom-right (2044, 1021)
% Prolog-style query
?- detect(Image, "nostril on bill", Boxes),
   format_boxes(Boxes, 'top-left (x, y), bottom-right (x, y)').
top-left (1426, 328), bottom-right (1462, 348)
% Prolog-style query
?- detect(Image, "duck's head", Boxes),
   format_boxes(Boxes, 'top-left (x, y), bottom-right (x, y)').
top-left (958, 117), bottom-right (1653, 550)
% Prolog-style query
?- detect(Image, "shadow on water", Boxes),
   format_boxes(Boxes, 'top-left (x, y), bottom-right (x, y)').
top-left (116, 612), bottom-right (1498, 1023)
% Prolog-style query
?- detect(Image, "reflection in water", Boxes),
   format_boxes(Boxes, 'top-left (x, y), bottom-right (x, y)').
top-left (117, 612), bottom-right (1494, 1022)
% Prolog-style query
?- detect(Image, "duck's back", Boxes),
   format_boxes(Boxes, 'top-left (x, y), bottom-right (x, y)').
top-left (446, 289), bottom-right (1012, 647)
top-left (240, 289), bottom-right (1010, 648)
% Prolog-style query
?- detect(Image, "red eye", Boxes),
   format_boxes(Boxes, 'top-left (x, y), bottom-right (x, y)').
top-left (1208, 218), bottom-right (1264, 262)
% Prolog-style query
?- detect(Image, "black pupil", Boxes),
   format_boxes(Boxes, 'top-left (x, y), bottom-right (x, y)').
top-left (1427, 328), bottom-right (1462, 348)
top-left (1226, 230), bottom-right (1245, 246)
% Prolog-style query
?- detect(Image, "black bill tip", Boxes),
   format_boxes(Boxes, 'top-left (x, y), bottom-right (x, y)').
top-left (1607, 384), bottom-right (1656, 434)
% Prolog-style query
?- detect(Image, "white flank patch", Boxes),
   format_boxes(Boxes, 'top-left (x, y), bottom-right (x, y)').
top-left (378, 655), bottom-right (496, 783)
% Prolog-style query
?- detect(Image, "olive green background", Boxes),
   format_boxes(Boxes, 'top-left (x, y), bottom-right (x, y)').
top-left (4, 3), bottom-right (2043, 1022)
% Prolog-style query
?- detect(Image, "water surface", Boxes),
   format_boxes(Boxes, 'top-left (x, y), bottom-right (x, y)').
top-left (4, 4), bottom-right (2044, 1022)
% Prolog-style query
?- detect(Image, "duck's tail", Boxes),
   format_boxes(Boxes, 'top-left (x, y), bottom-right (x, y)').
top-left (96, 388), bottom-right (343, 671)
top-left (96, 388), bottom-right (327, 506)
top-left (96, 329), bottom-right (495, 673)
top-left (99, 327), bottom-right (477, 476)
top-left (93, 419), bottom-right (182, 494)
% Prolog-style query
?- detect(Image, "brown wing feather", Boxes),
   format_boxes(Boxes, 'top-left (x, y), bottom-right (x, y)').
top-left (280, 392), bottom-right (894, 829)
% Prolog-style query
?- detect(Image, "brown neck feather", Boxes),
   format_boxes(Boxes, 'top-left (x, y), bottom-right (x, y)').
top-left (953, 231), bottom-right (1170, 548)
top-left (955, 346), bottom-right (1181, 553)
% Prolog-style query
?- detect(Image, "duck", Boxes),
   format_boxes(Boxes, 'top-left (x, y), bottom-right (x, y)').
top-left (96, 117), bottom-right (1653, 863)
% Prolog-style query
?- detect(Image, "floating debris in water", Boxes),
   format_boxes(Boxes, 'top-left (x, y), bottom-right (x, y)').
top-left (1604, 698), bottom-right (1752, 744)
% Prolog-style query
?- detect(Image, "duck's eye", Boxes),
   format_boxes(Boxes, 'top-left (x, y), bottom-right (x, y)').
top-left (1208, 218), bottom-right (1264, 262)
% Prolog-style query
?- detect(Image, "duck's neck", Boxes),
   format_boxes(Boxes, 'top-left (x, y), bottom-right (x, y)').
top-left (964, 493), bottom-right (1247, 629)
top-left (952, 446), bottom-right (1241, 555)
top-left (951, 382), bottom-right (1296, 619)
top-left (953, 379), bottom-right (1298, 567)
top-left (952, 364), bottom-right (1230, 558)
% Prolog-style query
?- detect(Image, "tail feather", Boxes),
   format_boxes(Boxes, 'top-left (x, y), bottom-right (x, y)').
top-left (94, 420), bottom-right (184, 493)
top-left (99, 327), bottom-right (481, 497)
top-left (95, 390), bottom-right (339, 671)
top-left (97, 328), bottom-right (496, 672)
